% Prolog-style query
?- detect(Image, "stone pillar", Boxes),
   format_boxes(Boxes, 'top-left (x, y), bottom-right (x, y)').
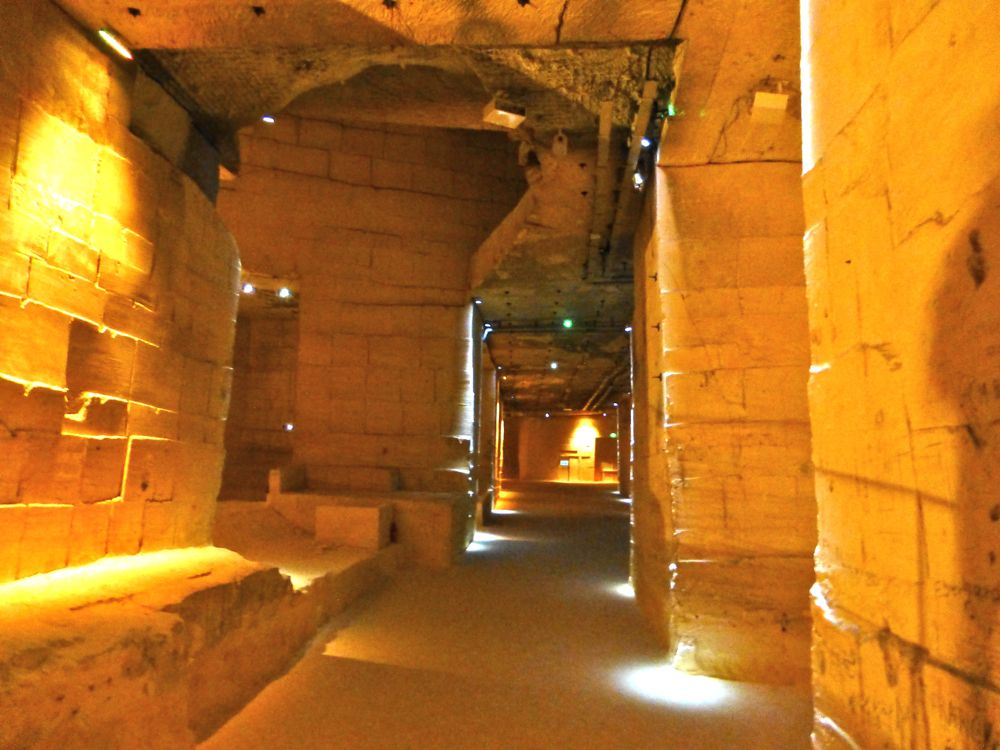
top-left (653, 157), bottom-right (815, 683)
top-left (0, 0), bottom-right (239, 583)
top-left (631, 0), bottom-right (815, 683)
top-left (802, 0), bottom-right (1000, 745)
top-left (631, 183), bottom-right (674, 641)
top-left (617, 395), bottom-right (632, 499)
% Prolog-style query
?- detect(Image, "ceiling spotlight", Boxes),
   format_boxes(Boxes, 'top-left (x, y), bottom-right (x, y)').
top-left (640, 137), bottom-right (652, 148)
top-left (98, 28), bottom-right (133, 60)
top-left (624, 325), bottom-right (633, 333)
top-left (632, 172), bottom-right (646, 190)
top-left (545, 413), bottom-right (551, 418)
top-left (283, 423), bottom-right (295, 432)
top-left (483, 95), bottom-right (526, 130)
top-left (613, 402), bottom-right (619, 408)
top-left (277, 287), bottom-right (292, 299)
top-left (241, 282), bottom-right (255, 294)
top-left (550, 362), bottom-right (558, 370)
top-left (562, 319), bottom-right (574, 329)
top-left (261, 115), bottom-right (276, 124)
top-left (603, 412), bottom-right (608, 417)
top-left (473, 297), bottom-right (483, 305)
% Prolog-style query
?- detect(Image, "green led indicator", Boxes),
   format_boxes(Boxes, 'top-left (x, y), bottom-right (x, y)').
top-left (610, 432), bottom-right (618, 439)
top-left (562, 319), bottom-right (574, 329)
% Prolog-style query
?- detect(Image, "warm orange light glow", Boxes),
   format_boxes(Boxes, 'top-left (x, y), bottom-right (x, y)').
top-left (569, 418), bottom-right (599, 453)
top-left (0, 548), bottom-right (230, 605)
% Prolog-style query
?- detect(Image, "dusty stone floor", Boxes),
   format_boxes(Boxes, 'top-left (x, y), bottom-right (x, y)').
top-left (201, 484), bottom-right (811, 750)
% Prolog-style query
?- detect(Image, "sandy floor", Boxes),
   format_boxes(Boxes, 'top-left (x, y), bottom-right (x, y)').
top-left (201, 485), bottom-right (812, 750)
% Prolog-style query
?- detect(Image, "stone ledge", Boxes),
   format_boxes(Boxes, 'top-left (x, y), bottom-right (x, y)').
top-left (0, 539), bottom-right (396, 749)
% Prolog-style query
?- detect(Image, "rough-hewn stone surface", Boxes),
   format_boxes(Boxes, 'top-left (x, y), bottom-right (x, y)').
top-left (802, 0), bottom-right (1000, 746)
top-left (0, 0), bottom-right (239, 583)
top-left (629, 0), bottom-right (814, 685)
top-left (218, 116), bottom-right (523, 494)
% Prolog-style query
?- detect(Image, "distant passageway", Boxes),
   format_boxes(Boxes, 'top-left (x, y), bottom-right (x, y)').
top-left (201, 483), bottom-right (811, 750)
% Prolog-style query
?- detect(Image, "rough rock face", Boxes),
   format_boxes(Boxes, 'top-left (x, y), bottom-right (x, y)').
top-left (0, 0), bottom-right (240, 583)
top-left (802, 0), bottom-right (1000, 746)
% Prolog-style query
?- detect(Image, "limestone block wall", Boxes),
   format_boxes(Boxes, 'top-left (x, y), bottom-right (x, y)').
top-left (218, 117), bottom-right (524, 493)
top-left (653, 161), bottom-right (814, 683)
top-left (220, 312), bottom-right (298, 499)
top-left (802, 1), bottom-right (1000, 746)
top-left (0, 1), bottom-right (240, 583)
top-left (512, 414), bottom-right (617, 482)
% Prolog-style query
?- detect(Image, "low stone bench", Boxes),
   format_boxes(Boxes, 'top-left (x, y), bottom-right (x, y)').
top-left (315, 503), bottom-right (392, 551)
top-left (267, 466), bottom-right (474, 568)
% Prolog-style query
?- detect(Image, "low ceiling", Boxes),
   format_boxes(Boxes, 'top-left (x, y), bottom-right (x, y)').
top-left (57, 0), bottom-right (683, 415)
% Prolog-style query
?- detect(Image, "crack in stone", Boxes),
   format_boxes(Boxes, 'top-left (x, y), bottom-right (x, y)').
top-left (555, 0), bottom-right (570, 44)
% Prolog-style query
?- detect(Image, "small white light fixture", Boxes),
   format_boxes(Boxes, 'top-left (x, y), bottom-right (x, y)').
top-left (640, 137), bottom-right (652, 148)
top-left (550, 362), bottom-right (558, 370)
top-left (283, 423), bottom-right (294, 432)
top-left (545, 413), bottom-right (551, 418)
top-left (277, 287), bottom-right (292, 299)
top-left (261, 115), bottom-right (276, 124)
top-left (98, 28), bottom-right (133, 60)
top-left (483, 95), bottom-right (526, 129)
top-left (613, 402), bottom-right (619, 408)
top-left (241, 282), bottom-right (255, 294)
top-left (473, 297), bottom-right (483, 305)
top-left (603, 412), bottom-right (608, 417)
top-left (632, 172), bottom-right (645, 190)
top-left (624, 325), bottom-right (633, 333)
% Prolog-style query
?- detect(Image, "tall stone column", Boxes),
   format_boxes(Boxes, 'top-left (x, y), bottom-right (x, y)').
top-left (802, 0), bottom-right (1000, 745)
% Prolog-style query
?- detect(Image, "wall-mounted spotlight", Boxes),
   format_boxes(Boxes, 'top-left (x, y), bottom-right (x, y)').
top-left (613, 402), bottom-right (620, 408)
top-left (98, 28), bottom-right (133, 60)
top-left (483, 95), bottom-right (526, 130)
top-left (277, 287), bottom-right (292, 299)
top-left (473, 297), bottom-right (483, 305)
top-left (550, 362), bottom-right (558, 370)
top-left (261, 115), bottom-right (276, 124)
top-left (624, 325), bottom-right (633, 333)
top-left (640, 137), bottom-right (652, 148)
top-left (241, 282), bottom-right (256, 294)
top-left (632, 172), bottom-right (646, 191)
top-left (545, 413), bottom-right (551, 418)
top-left (284, 423), bottom-right (295, 432)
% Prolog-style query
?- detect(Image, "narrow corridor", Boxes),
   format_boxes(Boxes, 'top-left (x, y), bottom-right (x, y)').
top-left (201, 484), bottom-right (812, 750)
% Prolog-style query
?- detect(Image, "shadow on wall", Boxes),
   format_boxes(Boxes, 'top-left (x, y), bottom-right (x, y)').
top-left (929, 176), bottom-right (1000, 742)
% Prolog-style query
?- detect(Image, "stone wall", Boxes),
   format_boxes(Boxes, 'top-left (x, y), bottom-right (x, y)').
top-left (220, 311), bottom-right (298, 499)
top-left (802, 0), bottom-right (1000, 746)
top-left (512, 414), bottom-right (618, 482)
top-left (218, 116), bottom-right (524, 494)
top-left (0, 0), bottom-right (239, 583)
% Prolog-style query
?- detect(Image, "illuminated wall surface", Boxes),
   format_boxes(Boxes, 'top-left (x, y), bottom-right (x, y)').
top-left (0, 1), bottom-right (239, 583)
top-left (218, 117), bottom-right (523, 493)
top-left (630, 0), bottom-right (815, 685)
top-left (802, 0), bottom-right (1000, 746)
top-left (512, 414), bottom-right (618, 482)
